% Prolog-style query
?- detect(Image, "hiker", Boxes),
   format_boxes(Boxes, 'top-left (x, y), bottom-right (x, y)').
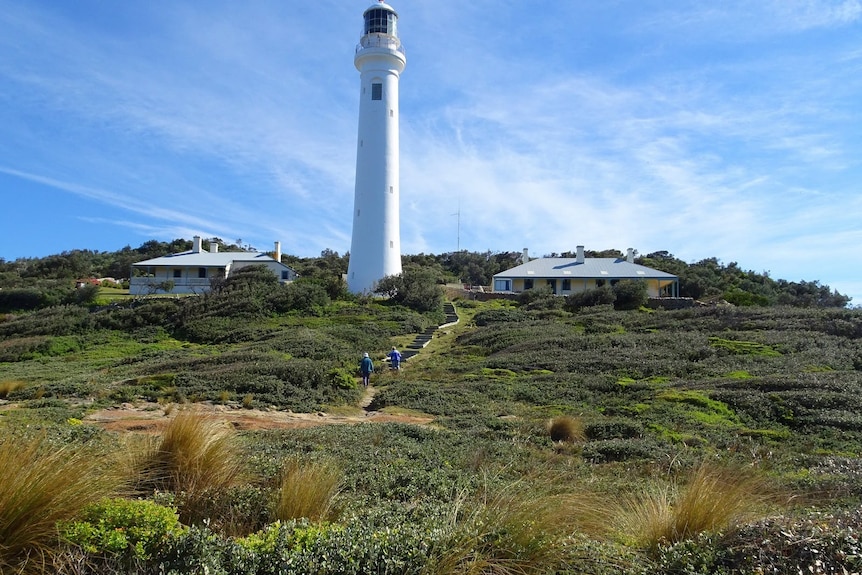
top-left (388, 346), bottom-right (402, 370)
top-left (359, 352), bottom-right (374, 387)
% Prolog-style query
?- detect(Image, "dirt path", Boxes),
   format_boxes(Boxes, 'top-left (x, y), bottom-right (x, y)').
top-left (84, 384), bottom-right (433, 434)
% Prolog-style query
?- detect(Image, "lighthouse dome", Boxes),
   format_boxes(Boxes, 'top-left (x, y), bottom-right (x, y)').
top-left (364, 1), bottom-right (397, 16)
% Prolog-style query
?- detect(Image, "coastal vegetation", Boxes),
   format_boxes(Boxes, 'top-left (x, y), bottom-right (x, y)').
top-left (0, 242), bottom-right (859, 573)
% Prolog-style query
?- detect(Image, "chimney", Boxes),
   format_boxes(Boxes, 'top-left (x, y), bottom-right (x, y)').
top-left (210, 242), bottom-right (219, 253)
top-left (576, 245), bottom-right (585, 264)
top-left (626, 248), bottom-right (634, 263)
top-left (522, 248), bottom-right (529, 263)
top-left (274, 241), bottom-right (282, 262)
top-left (193, 236), bottom-right (202, 253)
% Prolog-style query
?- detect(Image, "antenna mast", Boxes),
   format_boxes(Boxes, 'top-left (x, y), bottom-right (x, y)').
top-left (452, 198), bottom-right (460, 251)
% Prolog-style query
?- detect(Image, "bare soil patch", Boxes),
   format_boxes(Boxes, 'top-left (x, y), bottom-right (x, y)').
top-left (84, 386), bottom-right (434, 434)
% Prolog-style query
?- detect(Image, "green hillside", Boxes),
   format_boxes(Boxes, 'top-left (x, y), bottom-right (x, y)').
top-left (0, 249), bottom-right (860, 574)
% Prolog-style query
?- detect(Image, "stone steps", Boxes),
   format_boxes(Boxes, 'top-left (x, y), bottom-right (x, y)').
top-left (400, 303), bottom-right (459, 362)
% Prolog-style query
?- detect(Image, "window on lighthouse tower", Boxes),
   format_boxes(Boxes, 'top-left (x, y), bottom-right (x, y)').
top-left (371, 83), bottom-right (382, 100)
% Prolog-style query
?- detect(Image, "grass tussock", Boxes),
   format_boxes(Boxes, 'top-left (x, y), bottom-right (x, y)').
top-left (131, 410), bottom-right (247, 524)
top-left (0, 379), bottom-right (26, 398)
top-left (614, 463), bottom-right (775, 554)
top-left (0, 435), bottom-right (124, 575)
top-left (547, 415), bottom-right (585, 443)
top-left (274, 458), bottom-right (342, 522)
top-left (424, 480), bottom-right (578, 575)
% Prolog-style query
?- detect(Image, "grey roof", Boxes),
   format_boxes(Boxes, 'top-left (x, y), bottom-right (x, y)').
top-left (493, 258), bottom-right (677, 280)
top-left (132, 250), bottom-right (293, 270)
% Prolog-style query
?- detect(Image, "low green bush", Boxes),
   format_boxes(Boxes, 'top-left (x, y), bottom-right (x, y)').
top-left (585, 419), bottom-right (645, 440)
top-left (581, 438), bottom-right (660, 463)
top-left (656, 533), bottom-right (728, 575)
top-left (60, 498), bottom-right (185, 560)
top-left (565, 286), bottom-right (616, 311)
top-left (473, 307), bottom-right (530, 325)
top-left (0, 305), bottom-right (92, 337)
top-left (613, 280), bottom-right (648, 311)
top-left (722, 509), bottom-right (862, 574)
top-left (0, 288), bottom-right (47, 312)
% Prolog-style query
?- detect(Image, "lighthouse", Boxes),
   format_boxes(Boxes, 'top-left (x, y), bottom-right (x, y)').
top-left (346, 1), bottom-right (406, 294)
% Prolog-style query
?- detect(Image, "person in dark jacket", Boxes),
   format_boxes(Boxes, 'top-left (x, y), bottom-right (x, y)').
top-left (359, 352), bottom-right (374, 387)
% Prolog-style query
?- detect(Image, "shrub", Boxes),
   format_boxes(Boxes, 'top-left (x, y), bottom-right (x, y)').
top-left (154, 523), bottom-right (235, 575)
top-left (612, 280), bottom-right (648, 310)
top-left (235, 517), bottom-right (430, 575)
top-left (723, 288), bottom-right (770, 307)
top-left (723, 508), bottom-right (862, 574)
top-left (473, 308), bottom-right (529, 325)
top-left (73, 283), bottom-right (101, 305)
top-left (585, 418), bottom-right (644, 440)
top-left (59, 498), bottom-right (185, 560)
top-left (656, 532), bottom-right (728, 575)
top-left (328, 367), bottom-right (357, 390)
top-left (267, 280), bottom-right (330, 313)
top-left (0, 435), bottom-right (124, 574)
top-left (582, 438), bottom-right (657, 463)
top-left (0, 288), bottom-right (46, 312)
top-left (565, 285), bottom-right (616, 310)
top-left (0, 304), bottom-right (92, 337)
top-left (518, 285), bottom-right (563, 311)
top-left (274, 458), bottom-right (342, 522)
top-left (374, 266), bottom-right (444, 313)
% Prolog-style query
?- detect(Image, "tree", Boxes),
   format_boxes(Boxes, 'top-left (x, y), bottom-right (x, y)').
top-left (374, 266), bottom-right (444, 313)
top-left (73, 283), bottom-right (101, 305)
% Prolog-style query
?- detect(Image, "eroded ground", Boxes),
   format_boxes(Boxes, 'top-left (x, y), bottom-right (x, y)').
top-left (83, 386), bottom-right (434, 433)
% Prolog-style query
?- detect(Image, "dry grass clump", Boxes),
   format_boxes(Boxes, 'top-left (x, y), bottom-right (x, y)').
top-left (0, 434), bottom-right (124, 575)
top-left (547, 415), bottom-right (585, 443)
top-left (130, 410), bottom-right (247, 524)
top-left (0, 379), bottom-right (26, 398)
top-left (613, 463), bottom-right (774, 554)
top-left (424, 480), bottom-right (579, 575)
top-left (274, 458), bottom-right (342, 522)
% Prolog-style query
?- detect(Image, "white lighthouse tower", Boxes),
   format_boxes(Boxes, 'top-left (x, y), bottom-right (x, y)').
top-left (346, 1), bottom-right (406, 293)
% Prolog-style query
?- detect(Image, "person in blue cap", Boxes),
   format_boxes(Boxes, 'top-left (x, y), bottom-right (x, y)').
top-left (359, 352), bottom-right (374, 387)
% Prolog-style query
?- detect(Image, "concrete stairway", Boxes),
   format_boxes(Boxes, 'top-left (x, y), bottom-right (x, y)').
top-left (400, 302), bottom-right (459, 362)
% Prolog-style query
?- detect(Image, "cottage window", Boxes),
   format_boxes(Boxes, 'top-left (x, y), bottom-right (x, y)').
top-left (524, 279), bottom-right (534, 290)
top-left (198, 268), bottom-right (207, 279)
top-left (562, 279), bottom-right (571, 291)
top-left (173, 269), bottom-right (182, 278)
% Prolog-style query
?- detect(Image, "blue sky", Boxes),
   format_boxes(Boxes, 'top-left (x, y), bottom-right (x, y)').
top-left (1, 1), bottom-right (860, 304)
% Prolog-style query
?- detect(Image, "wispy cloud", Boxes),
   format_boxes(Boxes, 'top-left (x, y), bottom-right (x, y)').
top-left (769, 0), bottom-right (862, 30)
